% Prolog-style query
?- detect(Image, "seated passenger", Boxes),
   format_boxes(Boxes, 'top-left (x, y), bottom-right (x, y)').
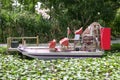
top-left (49, 39), bottom-right (56, 52)
top-left (59, 37), bottom-right (69, 51)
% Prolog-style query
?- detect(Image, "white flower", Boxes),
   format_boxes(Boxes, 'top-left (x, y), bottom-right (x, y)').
top-left (35, 2), bottom-right (50, 19)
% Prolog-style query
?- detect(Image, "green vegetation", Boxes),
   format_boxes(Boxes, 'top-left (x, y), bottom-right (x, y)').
top-left (0, 0), bottom-right (120, 43)
top-left (110, 43), bottom-right (120, 52)
top-left (0, 46), bottom-right (120, 80)
top-left (112, 8), bottom-right (120, 37)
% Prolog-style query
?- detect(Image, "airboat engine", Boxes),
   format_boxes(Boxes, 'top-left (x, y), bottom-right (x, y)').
top-left (81, 22), bottom-right (111, 51)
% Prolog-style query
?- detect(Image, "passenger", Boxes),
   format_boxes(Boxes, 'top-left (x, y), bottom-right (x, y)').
top-left (49, 39), bottom-right (56, 52)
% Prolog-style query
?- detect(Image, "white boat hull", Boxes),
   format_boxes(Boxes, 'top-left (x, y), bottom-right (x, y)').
top-left (18, 46), bottom-right (104, 59)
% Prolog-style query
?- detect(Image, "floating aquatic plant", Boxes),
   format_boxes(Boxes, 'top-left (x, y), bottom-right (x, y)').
top-left (0, 47), bottom-right (120, 80)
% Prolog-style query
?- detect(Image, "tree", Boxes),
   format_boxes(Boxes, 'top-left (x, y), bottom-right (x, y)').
top-left (112, 8), bottom-right (120, 36)
top-left (40, 0), bottom-right (119, 28)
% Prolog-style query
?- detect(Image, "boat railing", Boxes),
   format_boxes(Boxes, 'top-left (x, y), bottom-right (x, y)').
top-left (7, 35), bottom-right (39, 51)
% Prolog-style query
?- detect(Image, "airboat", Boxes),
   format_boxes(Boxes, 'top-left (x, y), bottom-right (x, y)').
top-left (18, 22), bottom-right (111, 59)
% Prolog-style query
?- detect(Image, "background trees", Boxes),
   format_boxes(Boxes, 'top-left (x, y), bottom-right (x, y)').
top-left (0, 0), bottom-right (120, 43)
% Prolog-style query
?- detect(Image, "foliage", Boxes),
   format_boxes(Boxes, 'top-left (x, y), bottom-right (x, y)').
top-left (0, 0), bottom-right (120, 43)
top-left (41, 0), bottom-right (118, 28)
top-left (0, 47), bottom-right (7, 54)
top-left (112, 8), bottom-right (120, 37)
top-left (110, 43), bottom-right (120, 52)
top-left (18, 0), bottom-right (38, 13)
top-left (0, 49), bottom-right (120, 79)
top-left (0, 0), bottom-right (12, 11)
top-left (0, 10), bottom-right (53, 43)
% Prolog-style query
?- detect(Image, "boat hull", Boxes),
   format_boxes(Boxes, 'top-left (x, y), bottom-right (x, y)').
top-left (18, 46), bottom-right (104, 59)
